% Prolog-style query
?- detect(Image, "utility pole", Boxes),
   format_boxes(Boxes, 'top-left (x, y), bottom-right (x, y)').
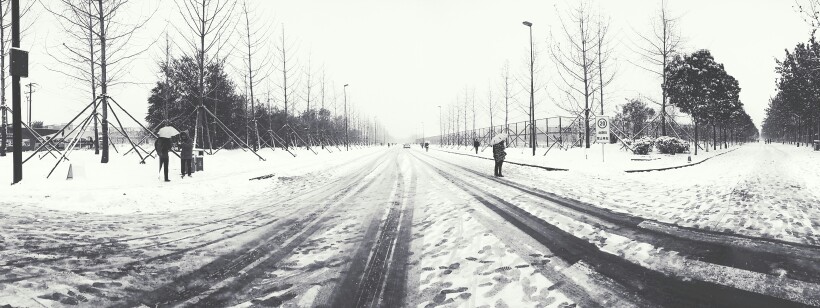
top-left (24, 82), bottom-right (36, 126)
top-left (523, 21), bottom-right (535, 156)
top-left (437, 105), bottom-right (442, 146)
top-left (343, 84), bottom-right (349, 151)
top-left (11, 0), bottom-right (23, 183)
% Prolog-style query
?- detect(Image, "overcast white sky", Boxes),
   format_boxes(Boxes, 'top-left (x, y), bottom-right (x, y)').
top-left (18, 0), bottom-right (812, 141)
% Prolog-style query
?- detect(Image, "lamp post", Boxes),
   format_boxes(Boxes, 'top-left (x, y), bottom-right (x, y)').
top-left (437, 105), bottom-right (442, 146)
top-left (11, 0), bottom-right (22, 183)
top-left (422, 121), bottom-right (424, 145)
top-left (343, 84), bottom-right (349, 151)
top-left (25, 82), bottom-right (37, 127)
top-left (523, 21), bottom-right (535, 156)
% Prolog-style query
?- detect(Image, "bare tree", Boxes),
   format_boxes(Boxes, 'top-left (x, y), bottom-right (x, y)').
top-left (631, 0), bottom-right (681, 136)
top-left (596, 14), bottom-right (616, 116)
top-left (239, 0), bottom-right (272, 151)
top-left (500, 61), bottom-right (515, 128)
top-left (176, 0), bottom-right (237, 151)
top-left (796, 0), bottom-right (820, 28)
top-left (551, 1), bottom-right (600, 148)
top-left (43, 0), bottom-right (99, 154)
top-left (45, 0), bottom-right (155, 162)
top-left (516, 40), bottom-right (546, 140)
top-left (485, 80), bottom-right (497, 136)
top-left (302, 53), bottom-right (317, 115)
top-left (471, 87), bottom-right (476, 135)
top-left (275, 25), bottom-right (299, 125)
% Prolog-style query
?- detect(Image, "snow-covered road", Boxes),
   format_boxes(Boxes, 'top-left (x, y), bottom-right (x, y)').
top-left (1, 144), bottom-right (818, 307)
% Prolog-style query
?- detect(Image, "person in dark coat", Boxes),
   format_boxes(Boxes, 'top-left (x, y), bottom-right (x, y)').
top-left (473, 139), bottom-right (480, 154)
top-left (179, 134), bottom-right (194, 178)
top-left (493, 140), bottom-right (506, 177)
top-left (424, 142), bottom-right (429, 152)
top-left (155, 137), bottom-right (172, 182)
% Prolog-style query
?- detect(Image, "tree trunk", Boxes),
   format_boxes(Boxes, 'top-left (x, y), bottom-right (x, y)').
top-left (712, 123), bottom-right (716, 151)
top-left (99, 0), bottom-right (109, 163)
top-left (694, 120), bottom-right (698, 155)
top-left (90, 0), bottom-right (98, 155)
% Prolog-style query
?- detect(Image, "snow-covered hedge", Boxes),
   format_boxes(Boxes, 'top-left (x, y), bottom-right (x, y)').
top-left (632, 137), bottom-right (654, 155)
top-left (655, 136), bottom-right (689, 154)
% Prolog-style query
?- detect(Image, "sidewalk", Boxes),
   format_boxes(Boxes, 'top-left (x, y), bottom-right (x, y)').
top-left (432, 143), bottom-right (740, 173)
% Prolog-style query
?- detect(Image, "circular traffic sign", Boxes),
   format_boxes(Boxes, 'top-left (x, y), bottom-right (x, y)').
top-left (597, 118), bottom-right (608, 129)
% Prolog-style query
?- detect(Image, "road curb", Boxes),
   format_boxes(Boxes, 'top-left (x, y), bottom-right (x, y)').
top-left (432, 148), bottom-right (569, 171)
top-left (624, 147), bottom-right (740, 173)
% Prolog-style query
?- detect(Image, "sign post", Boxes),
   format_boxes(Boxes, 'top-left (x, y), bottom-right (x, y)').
top-left (596, 116), bottom-right (610, 163)
top-left (10, 0), bottom-right (25, 184)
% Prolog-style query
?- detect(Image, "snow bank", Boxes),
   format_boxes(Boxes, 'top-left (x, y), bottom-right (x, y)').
top-left (0, 145), bottom-right (384, 214)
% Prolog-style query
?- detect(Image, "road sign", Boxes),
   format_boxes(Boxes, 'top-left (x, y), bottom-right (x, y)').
top-left (595, 116), bottom-right (610, 144)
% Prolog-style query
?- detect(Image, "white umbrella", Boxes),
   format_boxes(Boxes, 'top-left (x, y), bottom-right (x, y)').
top-left (490, 133), bottom-right (508, 145)
top-left (157, 126), bottom-right (180, 138)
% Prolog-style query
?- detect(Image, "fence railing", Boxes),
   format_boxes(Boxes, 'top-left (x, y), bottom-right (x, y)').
top-left (417, 112), bottom-right (753, 153)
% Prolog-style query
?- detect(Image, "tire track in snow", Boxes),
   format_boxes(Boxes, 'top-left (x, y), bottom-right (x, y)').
top-left (330, 151), bottom-right (417, 307)
top-left (411, 151), bottom-right (815, 307)
top-left (417, 151), bottom-right (820, 285)
top-left (115, 153), bottom-right (393, 308)
top-left (1, 150), bottom-right (389, 272)
top-left (4, 148), bottom-right (388, 259)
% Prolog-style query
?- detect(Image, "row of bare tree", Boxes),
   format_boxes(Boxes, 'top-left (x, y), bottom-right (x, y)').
top-left (1, 0), bottom-right (385, 162)
top-left (435, 1), bottom-right (683, 150)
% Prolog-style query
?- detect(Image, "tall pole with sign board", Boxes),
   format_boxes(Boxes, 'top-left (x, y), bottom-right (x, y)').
top-left (596, 116), bottom-right (609, 162)
top-left (10, 0), bottom-right (25, 184)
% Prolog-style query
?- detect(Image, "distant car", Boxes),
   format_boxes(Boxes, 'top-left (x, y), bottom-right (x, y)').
top-left (403, 143), bottom-right (410, 149)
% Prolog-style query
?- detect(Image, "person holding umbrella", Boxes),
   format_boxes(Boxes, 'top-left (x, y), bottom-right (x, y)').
top-left (155, 126), bottom-right (179, 182)
top-left (490, 131), bottom-right (507, 177)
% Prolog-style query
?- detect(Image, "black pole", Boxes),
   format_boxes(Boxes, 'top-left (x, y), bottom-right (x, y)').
top-left (11, 0), bottom-right (21, 184)
top-left (524, 21), bottom-right (535, 156)
top-left (438, 105), bottom-right (442, 146)
top-left (344, 84), bottom-right (348, 151)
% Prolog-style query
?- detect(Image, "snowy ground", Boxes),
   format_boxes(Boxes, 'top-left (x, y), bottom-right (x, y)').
top-left (0, 145), bottom-right (382, 214)
top-left (437, 141), bottom-right (735, 172)
top-left (433, 143), bottom-right (820, 246)
top-left (1, 142), bottom-right (818, 307)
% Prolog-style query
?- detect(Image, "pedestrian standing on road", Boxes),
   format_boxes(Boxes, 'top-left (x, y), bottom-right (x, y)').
top-left (155, 137), bottom-right (172, 182)
top-left (425, 142), bottom-right (429, 152)
top-left (179, 133), bottom-right (194, 178)
top-left (473, 139), bottom-right (480, 154)
top-left (492, 133), bottom-right (507, 177)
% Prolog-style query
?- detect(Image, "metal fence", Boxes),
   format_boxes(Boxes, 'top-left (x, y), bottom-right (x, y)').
top-left (418, 115), bottom-right (588, 151)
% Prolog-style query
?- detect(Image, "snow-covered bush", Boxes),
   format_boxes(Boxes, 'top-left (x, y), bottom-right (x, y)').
top-left (631, 137), bottom-right (654, 155)
top-left (621, 138), bottom-right (633, 146)
top-left (655, 136), bottom-right (689, 154)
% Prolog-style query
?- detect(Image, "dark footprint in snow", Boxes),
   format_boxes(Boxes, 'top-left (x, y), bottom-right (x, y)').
top-left (495, 266), bottom-right (512, 272)
top-left (76, 284), bottom-right (102, 295)
top-left (259, 283), bottom-right (293, 294)
top-left (465, 257), bottom-right (477, 261)
top-left (253, 292), bottom-right (297, 307)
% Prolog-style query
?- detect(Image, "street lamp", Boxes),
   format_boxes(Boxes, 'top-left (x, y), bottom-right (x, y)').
top-left (25, 82), bottom-right (37, 127)
top-left (523, 20), bottom-right (535, 156)
top-left (343, 84), bottom-right (349, 151)
top-left (437, 105), bottom-right (442, 147)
